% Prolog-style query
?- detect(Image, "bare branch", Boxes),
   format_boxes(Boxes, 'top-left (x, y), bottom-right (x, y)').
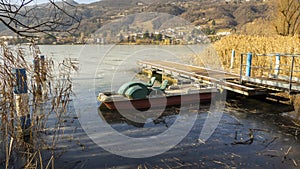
top-left (0, 0), bottom-right (81, 37)
top-left (272, 0), bottom-right (300, 36)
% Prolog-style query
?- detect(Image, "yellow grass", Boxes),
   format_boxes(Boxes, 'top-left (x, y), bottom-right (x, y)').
top-left (213, 35), bottom-right (300, 77)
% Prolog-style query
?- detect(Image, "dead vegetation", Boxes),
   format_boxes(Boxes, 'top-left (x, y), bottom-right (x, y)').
top-left (0, 42), bottom-right (78, 168)
top-left (213, 35), bottom-right (300, 77)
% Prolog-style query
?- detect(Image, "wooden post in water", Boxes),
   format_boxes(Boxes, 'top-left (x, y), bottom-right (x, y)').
top-left (239, 53), bottom-right (244, 84)
top-left (245, 52), bottom-right (252, 77)
top-left (230, 49), bottom-right (235, 69)
top-left (274, 54), bottom-right (281, 77)
top-left (12, 68), bottom-right (31, 138)
top-left (289, 55), bottom-right (295, 93)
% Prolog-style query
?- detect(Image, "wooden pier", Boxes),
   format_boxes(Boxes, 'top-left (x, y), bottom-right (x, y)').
top-left (138, 57), bottom-right (300, 96)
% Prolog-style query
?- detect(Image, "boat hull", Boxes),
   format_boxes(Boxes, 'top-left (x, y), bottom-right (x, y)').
top-left (99, 92), bottom-right (213, 110)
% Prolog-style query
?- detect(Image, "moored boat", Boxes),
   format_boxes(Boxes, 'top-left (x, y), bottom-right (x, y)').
top-left (98, 78), bottom-right (217, 110)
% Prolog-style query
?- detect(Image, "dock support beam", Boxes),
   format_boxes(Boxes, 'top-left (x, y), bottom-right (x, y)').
top-left (246, 52), bottom-right (252, 77)
top-left (239, 54), bottom-right (244, 84)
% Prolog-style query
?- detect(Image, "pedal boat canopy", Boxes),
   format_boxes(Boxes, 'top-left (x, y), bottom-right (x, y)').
top-left (117, 82), bottom-right (149, 99)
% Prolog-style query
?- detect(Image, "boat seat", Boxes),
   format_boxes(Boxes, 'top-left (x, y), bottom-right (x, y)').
top-left (152, 80), bottom-right (169, 91)
top-left (144, 77), bottom-right (156, 87)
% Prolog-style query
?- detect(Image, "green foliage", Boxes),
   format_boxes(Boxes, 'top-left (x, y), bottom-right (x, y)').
top-left (143, 31), bottom-right (150, 39)
top-left (212, 20), bottom-right (216, 26)
top-left (154, 34), bottom-right (163, 41)
top-left (203, 27), bottom-right (216, 35)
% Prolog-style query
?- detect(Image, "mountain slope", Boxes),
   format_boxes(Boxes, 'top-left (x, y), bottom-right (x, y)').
top-left (0, 0), bottom-right (271, 36)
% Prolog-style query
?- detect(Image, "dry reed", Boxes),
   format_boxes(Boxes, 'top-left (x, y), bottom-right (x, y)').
top-left (189, 35), bottom-right (300, 122)
top-left (0, 42), bottom-right (78, 168)
top-left (212, 35), bottom-right (300, 77)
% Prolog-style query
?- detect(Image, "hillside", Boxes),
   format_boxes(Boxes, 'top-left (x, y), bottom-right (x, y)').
top-left (80, 0), bottom-right (271, 35)
top-left (0, 0), bottom-right (273, 39)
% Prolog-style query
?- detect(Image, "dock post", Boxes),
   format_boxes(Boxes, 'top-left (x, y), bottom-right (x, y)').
top-left (239, 53), bottom-right (244, 84)
top-left (230, 49), bottom-right (235, 69)
top-left (245, 52), bottom-right (252, 77)
top-left (274, 54), bottom-right (280, 77)
top-left (12, 68), bottom-right (31, 138)
top-left (289, 55), bottom-right (295, 92)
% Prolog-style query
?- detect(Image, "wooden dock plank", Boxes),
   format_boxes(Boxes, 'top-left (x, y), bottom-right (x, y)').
top-left (139, 60), bottom-right (240, 80)
top-left (138, 60), bottom-right (268, 96)
top-left (242, 76), bottom-right (300, 92)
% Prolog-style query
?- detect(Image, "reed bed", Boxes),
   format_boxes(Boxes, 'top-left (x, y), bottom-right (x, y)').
top-left (0, 43), bottom-right (78, 168)
top-left (188, 35), bottom-right (300, 121)
top-left (212, 35), bottom-right (300, 122)
top-left (213, 35), bottom-right (300, 77)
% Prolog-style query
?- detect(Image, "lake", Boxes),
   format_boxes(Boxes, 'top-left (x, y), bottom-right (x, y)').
top-left (38, 45), bottom-right (300, 168)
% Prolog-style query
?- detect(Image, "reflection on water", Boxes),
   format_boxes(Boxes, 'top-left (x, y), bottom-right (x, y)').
top-left (98, 104), bottom-right (210, 138)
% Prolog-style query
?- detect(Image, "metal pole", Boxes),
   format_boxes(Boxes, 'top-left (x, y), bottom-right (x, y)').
top-left (289, 55), bottom-right (295, 92)
top-left (269, 54), bottom-right (272, 77)
top-left (230, 49), bottom-right (235, 69)
top-left (239, 53), bottom-right (243, 84)
top-left (274, 54), bottom-right (280, 77)
top-left (246, 52), bottom-right (252, 77)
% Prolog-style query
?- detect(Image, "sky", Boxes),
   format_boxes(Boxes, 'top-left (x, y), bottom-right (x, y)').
top-left (34, 0), bottom-right (100, 4)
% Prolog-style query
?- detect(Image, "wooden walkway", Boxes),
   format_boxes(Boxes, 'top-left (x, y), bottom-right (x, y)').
top-left (138, 60), bottom-right (300, 96)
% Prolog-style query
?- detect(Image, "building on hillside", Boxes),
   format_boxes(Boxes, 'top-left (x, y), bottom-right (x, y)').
top-left (216, 31), bottom-right (231, 36)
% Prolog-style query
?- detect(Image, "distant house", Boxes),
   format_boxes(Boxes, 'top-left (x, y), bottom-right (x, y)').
top-left (137, 32), bottom-right (144, 39)
top-left (136, 2), bottom-right (144, 6)
top-left (216, 31), bottom-right (231, 36)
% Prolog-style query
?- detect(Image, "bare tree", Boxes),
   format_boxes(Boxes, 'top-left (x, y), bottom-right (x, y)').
top-left (272, 0), bottom-right (300, 36)
top-left (0, 0), bottom-right (81, 37)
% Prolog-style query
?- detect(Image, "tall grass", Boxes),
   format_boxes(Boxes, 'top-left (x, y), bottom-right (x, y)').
top-left (0, 43), bottom-right (78, 168)
top-left (212, 35), bottom-right (300, 122)
top-left (213, 35), bottom-right (300, 77)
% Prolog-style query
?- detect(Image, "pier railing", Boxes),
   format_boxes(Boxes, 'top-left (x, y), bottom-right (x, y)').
top-left (237, 52), bottom-right (300, 92)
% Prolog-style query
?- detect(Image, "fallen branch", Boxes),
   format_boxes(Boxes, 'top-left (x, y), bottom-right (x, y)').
top-left (282, 146), bottom-right (292, 163)
top-left (265, 137), bottom-right (278, 148)
top-left (292, 159), bottom-right (298, 167)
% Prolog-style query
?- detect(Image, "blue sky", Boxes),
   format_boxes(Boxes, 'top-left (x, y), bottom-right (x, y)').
top-left (34, 0), bottom-right (100, 4)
